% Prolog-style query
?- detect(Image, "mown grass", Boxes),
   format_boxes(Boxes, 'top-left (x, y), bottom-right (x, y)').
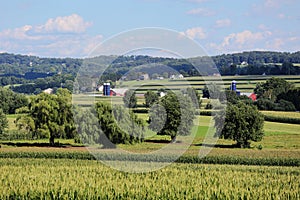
top-left (261, 111), bottom-right (300, 119)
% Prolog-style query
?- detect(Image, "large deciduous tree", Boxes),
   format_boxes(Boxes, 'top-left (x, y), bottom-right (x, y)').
top-left (149, 92), bottom-right (195, 142)
top-left (214, 102), bottom-right (264, 148)
top-left (22, 88), bottom-right (75, 145)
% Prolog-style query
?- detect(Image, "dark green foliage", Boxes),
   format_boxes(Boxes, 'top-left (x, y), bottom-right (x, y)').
top-left (94, 102), bottom-right (144, 148)
top-left (254, 77), bottom-right (294, 101)
top-left (214, 102), bottom-right (264, 148)
top-left (0, 87), bottom-right (28, 114)
top-left (263, 115), bottom-right (300, 124)
top-left (144, 90), bottom-right (159, 108)
top-left (275, 100), bottom-right (296, 111)
top-left (123, 90), bottom-right (137, 108)
top-left (11, 74), bottom-right (74, 94)
top-left (0, 108), bottom-right (8, 134)
top-left (277, 88), bottom-right (300, 111)
top-left (149, 92), bottom-right (195, 141)
top-left (255, 98), bottom-right (276, 110)
top-left (255, 98), bottom-right (296, 111)
top-left (205, 102), bottom-right (213, 109)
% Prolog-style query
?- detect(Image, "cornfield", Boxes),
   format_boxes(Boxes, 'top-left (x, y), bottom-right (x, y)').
top-left (0, 158), bottom-right (299, 199)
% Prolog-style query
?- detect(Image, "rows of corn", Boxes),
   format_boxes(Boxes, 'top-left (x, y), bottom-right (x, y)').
top-left (0, 158), bottom-right (299, 199)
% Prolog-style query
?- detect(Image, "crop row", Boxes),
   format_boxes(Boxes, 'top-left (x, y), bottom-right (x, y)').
top-left (0, 151), bottom-right (298, 166)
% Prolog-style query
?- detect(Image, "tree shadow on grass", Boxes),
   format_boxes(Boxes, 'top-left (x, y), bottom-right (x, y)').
top-left (193, 143), bottom-right (239, 148)
top-left (0, 141), bottom-right (76, 148)
top-left (144, 139), bottom-right (171, 144)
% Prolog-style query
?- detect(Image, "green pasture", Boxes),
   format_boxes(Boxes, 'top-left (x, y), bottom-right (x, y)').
top-left (261, 111), bottom-right (300, 119)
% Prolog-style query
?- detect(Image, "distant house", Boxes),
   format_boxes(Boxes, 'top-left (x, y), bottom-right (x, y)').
top-left (159, 91), bottom-right (166, 97)
top-left (43, 88), bottom-right (53, 94)
top-left (139, 74), bottom-right (149, 80)
top-left (241, 61), bottom-right (248, 66)
top-left (110, 88), bottom-right (128, 96)
top-left (97, 85), bottom-right (103, 92)
top-left (170, 74), bottom-right (184, 79)
top-left (240, 92), bottom-right (257, 101)
top-left (213, 73), bottom-right (221, 77)
top-left (178, 74), bottom-right (184, 79)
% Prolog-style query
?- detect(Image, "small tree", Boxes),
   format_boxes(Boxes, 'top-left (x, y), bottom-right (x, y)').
top-left (0, 108), bottom-right (8, 134)
top-left (214, 102), bottom-right (264, 148)
top-left (149, 92), bottom-right (195, 142)
top-left (123, 89), bottom-right (137, 108)
top-left (144, 90), bottom-right (159, 108)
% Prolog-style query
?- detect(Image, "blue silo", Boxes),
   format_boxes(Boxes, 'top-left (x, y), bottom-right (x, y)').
top-left (231, 80), bottom-right (237, 91)
top-left (103, 83), bottom-right (111, 96)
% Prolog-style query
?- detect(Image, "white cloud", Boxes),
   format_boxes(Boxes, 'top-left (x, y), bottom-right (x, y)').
top-left (208, 30), bottom-right (274, 54)
top-left (186, 0), bottom-right (209, 3)
top-left (181, 27), bottom-right (206, 40)
top-left (0, 14), bottom-right (101, 57)
top-left (36, 14), bottom-right (92, 33)
top-left (221, 30), bottom-right (272, 48)
top-left (215, 19), bottom-right (231, 28)
top-left (264, 0), bottom-right (279, 8)
top-left (278, 13), bottom-right (286, 19)
top-left (186, 8), bottom-right (215, 16)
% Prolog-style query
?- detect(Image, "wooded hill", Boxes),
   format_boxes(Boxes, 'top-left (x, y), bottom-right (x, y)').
top-left (0, 51), bottom-right (300, 93)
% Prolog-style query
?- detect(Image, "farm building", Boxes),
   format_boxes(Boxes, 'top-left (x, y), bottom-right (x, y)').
top-left (239, 92), bottom-right (257, 101)
top-left (231, 80), bottom-right (257, 101)
top-left (43, 88), bottom-right (53, 94)
top-left (139, 73), bottom-right (150, 80)
top-left (110, 88), bottom-right (128, 96)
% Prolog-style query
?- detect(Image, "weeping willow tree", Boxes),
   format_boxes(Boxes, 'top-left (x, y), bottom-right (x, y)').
top-left (76, 101), bottom-right (145, 148)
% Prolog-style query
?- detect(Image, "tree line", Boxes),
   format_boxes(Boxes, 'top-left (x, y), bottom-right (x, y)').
top-left (1, 51), bottom-right (300, 93)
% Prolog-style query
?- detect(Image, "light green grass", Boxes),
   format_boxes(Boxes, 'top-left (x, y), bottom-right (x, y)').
top-left (261, 111), bottom-right (300, 118)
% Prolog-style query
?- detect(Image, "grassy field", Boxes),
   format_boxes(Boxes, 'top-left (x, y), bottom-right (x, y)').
top-left (261, 111), bottom-right (300, 119)
top-left (115, 75), bottom-right (300, 93)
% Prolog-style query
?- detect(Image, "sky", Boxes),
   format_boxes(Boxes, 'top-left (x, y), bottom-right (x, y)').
top-left (0, 0), bottom-right (299, 57)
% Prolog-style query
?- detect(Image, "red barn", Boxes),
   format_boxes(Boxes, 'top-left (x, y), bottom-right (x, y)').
top-left (240, 92), bottom-right (257, 101)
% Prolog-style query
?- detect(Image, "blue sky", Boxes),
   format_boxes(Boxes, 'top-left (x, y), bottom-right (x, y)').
top-left (0, 0), bottom-right (299, 57)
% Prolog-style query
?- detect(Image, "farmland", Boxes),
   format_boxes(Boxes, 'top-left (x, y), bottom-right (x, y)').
top-left (1, 75), bottom-right (300, 199)
top-left (0, 158), bottom-right (299, 199)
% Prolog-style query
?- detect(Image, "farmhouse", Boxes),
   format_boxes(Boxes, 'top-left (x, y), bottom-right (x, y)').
top-left (139, 73), bottom-right (150, 80)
